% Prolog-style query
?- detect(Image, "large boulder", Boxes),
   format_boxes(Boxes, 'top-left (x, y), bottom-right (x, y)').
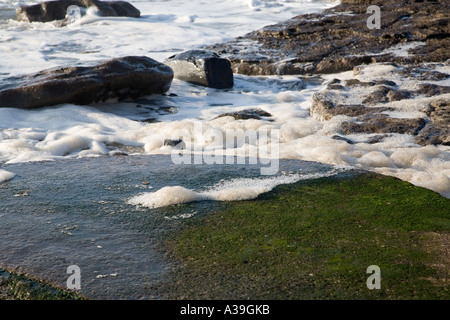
top-left (165, 50), bottom-right (234, 89)
top-left (16, 0), bottom-right (140, 23)
top-left (0, 56), bottom-right (174, 109)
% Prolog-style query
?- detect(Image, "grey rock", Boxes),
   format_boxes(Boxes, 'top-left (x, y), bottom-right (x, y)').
top-left (165, 50), bottom-right (234, 89)
top-left (0, 56), bottom-right (173, 109)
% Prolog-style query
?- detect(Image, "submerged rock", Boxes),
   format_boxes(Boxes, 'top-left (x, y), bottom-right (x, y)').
top-left (0, 56), bottom-right (174, 109)
top-left (16, 0), bottom-right (140, 23)
top-left (165, 50), bottom-right (234, 89)
top-left (214, 108), bottom-right (272, 121)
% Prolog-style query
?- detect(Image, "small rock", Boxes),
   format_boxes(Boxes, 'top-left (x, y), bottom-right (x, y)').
top-left (331, 135), bottom-right (354, 144)
top-left (214, 108), bottom-right (272, 121)
top-left (165, 50), bottom-right (234, 89)
top-left (164, 139), bottom-right (185, 149)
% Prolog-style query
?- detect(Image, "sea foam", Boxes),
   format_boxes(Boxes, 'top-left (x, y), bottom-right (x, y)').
top-left (0, 169), bottom-right (15, 183)
top-left (128, 170), bottom-right (341, 208)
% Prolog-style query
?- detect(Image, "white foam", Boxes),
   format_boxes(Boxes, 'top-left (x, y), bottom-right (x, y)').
top-left (128, 170), bottom-right (341, 208)
top-left (0, 168), bottom-right (15, 183)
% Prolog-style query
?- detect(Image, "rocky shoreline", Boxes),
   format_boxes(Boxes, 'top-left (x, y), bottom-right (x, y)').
top-left (207, 0), bottom-right (449, 147)
top-left (0, 0), bottom-right (449, 301)
top-left (2, 0), bottom-right (448, 147)
top-left (207, 0), bottom-right (449, 76)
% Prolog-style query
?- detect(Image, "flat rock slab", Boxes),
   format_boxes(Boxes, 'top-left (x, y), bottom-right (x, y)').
top-left (0, 56), bottom-right (174, 109)
top-left (16, 0), bottom-right (140, 23)
top-left (165, 50), bottom-right (234, 89)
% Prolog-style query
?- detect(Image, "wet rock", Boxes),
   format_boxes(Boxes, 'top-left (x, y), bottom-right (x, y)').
top-left (362, 86), bottom-right (391, 105)
top-left (340, 117), bottom-right (426, 136)
top-left (386, 89), bottom-right (412, 102)
top-left (360, 87), bottom-right (412, 105)
top-left (16, 0), bottom-right (140, 23)
top-left (0, 56), bottom-right (174, 109)
top-left (399, 68), bottom-right (450, 81)
top-left (164, 50), bottom-right (234, 89)
top-left (416, 84), bottom-right (450, 97)
top-left (164, 139), bottom-right (185, 149)
top-left (214, 108), bottom-right (272, 121)
top-left (331, 135), bottom-right (354, 144)
top-left (366, 135), bottom-right (388, 144)
top-left (344, 79), bottom-right (376, 88)
top-left (310, 91), bottom-right (390, 121)
top-left (416, 99), bottom-right (450, 146)
top-left (208, 0), bottom-right (450, 76)
top-left (310, 63), bottom-right (448, 146)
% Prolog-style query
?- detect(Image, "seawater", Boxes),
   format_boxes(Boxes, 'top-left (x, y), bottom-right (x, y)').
top-left (0, 155), bottom-right (343, 299)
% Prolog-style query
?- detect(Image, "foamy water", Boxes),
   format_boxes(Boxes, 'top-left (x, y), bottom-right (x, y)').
top-left (128, 169), bottom-right (342, 208)
top-left (1, 0), bottom-right (450, 203)
top-left (0, 168), bottom-right (15, 183)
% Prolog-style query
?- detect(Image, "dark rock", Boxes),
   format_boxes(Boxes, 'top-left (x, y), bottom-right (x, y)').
top-left (327, 84), bottom-right (345, 90)
top-left (399, 68), bottom-right (450, 81)
top-left (415, 99), bottom-right (450, 145)
top-left (108, 1), bottom-right (140, 17)
top-left (366, 135), bottom-right (388, 144)
top-left (362, 86), bottom-right (391, 105)
top-left (331, 135), bottom-right (354, 144)
top-left (0, 56), bottom-right (173, 109)
top-left (214, 108), bottom-right (272, 121)
top-left (344, 79), bottom-right (376, 87)
top-left (416, 84), bottom-right (450, 97)
top-left (310, 91), bottom-right (391, 121)
top-left (310, 62), bottom-right (448, 145)
top-left (165, 50), bottom-right (234, 89)
top-left (416, 124), bottom-right (450, 146)
top-left (340, 117), bottom-right (427, 136)
top-left (386, 89), bottom-right (412, 102)
top-left (207, 0), bottom-right (450, 76)
top-left (163, 139), bottom-right (185, 149)
top-left (16, 0), bottom-right (140, 23)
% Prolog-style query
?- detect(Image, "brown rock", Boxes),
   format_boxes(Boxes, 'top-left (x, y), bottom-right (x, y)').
top-left (0, 56), bottom-right (173, 109)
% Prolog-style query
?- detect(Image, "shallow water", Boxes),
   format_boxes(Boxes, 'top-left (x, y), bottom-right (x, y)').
top-left (0, 154), bottom-right (342, 299)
